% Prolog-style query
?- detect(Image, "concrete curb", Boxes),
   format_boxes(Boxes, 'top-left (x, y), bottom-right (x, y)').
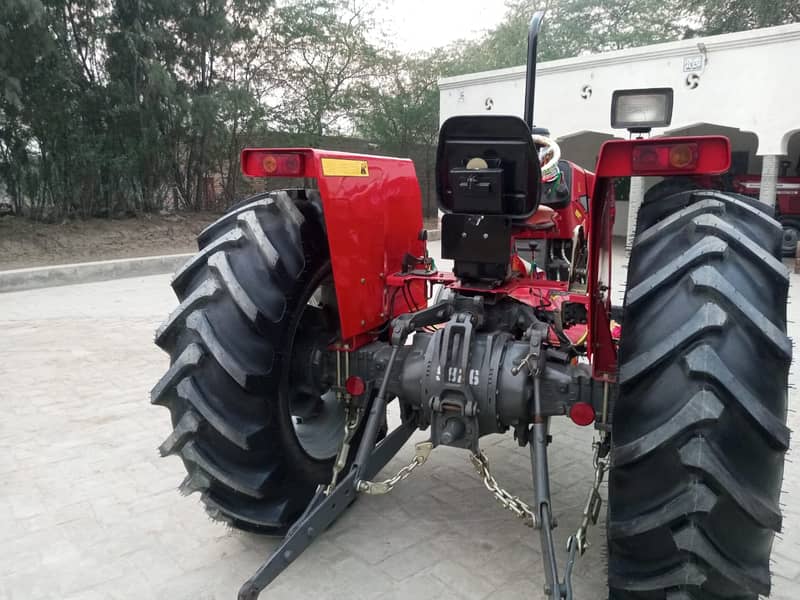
top-left (0, 230), bottom-right (443, 293)
top-left (0, 253), bottom-right (191, 293)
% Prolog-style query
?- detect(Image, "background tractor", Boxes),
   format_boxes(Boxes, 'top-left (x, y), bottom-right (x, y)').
top-left (152, 11), bottom-right (791, 600)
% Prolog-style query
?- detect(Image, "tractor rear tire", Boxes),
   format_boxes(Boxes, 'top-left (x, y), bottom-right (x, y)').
top-left (607, 188), bottom-right (791, 599)
top-left (151, 189), bottom-right (346, 532)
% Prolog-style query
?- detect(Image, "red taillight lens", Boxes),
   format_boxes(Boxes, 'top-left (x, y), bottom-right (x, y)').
top-left (632, 143), bottom-right (698, 173)
top-left (241, 151), bottom-right (305, 177)
top-left (569, 402), bottom-right (596, 427)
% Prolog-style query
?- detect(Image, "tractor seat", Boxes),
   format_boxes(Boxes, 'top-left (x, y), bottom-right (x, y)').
top-left (524, 205), bottom-right (557, 230)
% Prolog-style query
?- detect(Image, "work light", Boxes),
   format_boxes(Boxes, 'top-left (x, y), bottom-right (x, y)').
top-left (611, 88), bottom-right (674, 133)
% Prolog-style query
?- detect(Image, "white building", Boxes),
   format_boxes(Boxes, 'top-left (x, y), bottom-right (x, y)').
top-left (438, 23), bottom-right (800, 238)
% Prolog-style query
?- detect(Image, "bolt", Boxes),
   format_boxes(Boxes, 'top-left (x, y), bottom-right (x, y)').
top-left (360, 277), bottom-right (366, 284)
top-left (379, 272), bottom-right (385, 278)
top-left (483, 233), bottom-right (488, 239)
top-left (360, 320), bottom-right (366, 326)
top-left (283, 549), bottom-right (294, 562)
top-left (307, 526), bottom-right (316, 537)
top-left (461, 232), bottom-right (467, 238)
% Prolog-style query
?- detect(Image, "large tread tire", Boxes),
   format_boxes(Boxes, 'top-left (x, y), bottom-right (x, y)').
top-left (151, 189), bottom-right (335, 532)
top-left (608, 187), bottom-right (791, 600)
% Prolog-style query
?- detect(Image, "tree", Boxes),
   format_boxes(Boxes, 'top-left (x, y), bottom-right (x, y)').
top-left (689, 0), bottom-right (800, 35)
top-left (271, 0), bottom-right (382, 145)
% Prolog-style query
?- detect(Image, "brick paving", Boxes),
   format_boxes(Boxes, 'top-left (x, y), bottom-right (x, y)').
top-left (0, 242), bottom-right (798, 600)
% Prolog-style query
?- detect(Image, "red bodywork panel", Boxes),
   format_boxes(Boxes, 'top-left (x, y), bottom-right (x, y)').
top-left (242, 148), bottom-right (425, 343)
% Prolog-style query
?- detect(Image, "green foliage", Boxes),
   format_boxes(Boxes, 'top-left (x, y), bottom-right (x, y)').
top-left (689, 0), bottom-right (800, 35)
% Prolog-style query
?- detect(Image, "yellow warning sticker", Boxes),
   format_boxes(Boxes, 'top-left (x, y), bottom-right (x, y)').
top-left (321, 158), bottom-right (369, 177)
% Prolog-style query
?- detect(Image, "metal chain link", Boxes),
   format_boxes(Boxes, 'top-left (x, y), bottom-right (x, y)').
top-left (470, 450), bottom-right (538, 528)
top-left (356, 441), bottom-right (433, 495)
top-left (324, 404), bottom-right (362, 495)
top-left (568, 436), bottom-right (609, 556)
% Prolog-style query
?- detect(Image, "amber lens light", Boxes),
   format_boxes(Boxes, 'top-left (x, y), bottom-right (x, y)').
top-left (262, 154), bottom-right (278, 174)
top-left (668, 144), bottom-right (697, 169)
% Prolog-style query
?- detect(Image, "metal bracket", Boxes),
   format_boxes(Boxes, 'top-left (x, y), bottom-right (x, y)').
top-left (237, 421), bottom-right (415, 600)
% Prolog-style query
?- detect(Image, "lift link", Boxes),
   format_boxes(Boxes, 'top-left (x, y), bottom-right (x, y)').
top-left (470, 450), bottom-right (537, 527)
top-left (357, 441), bottom-right (434, 495)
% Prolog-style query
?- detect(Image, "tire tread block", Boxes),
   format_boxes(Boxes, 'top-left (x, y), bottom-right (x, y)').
top-left (172, 228), bottom-right (244, 294)
top-left (150, 343), bottom-right (203, 405)
top-left (635, 198), bottom-right (725, 247)
top-left (626, 237), bottom-right (727, 307)
top-left (155, 278), bottom-right (221, 349)
top-left (673, 524), bottom-right (770, 595)
top-left (609, 563), bottom-right (706, 592)
top-left (186, 310), bottom-right (269, 390)
top-left (613, 390), bottom-right (723, 466)
top-left (679, 437), bottom-right (782, 531)
top-left (684, 345), bottom-right (790, 449)
top-left (689, 265), bottom-right (791, 359)
top-left (208, 250), bottom-right (285, 325)
top-left (177, 377), bottom-right (264, 451)
top-left (180, 440), bottom-right (278, 499)
top-left (619, 303), bottom-right (727, 384)
top-left (159, 410), bottom-right (201, 456)
top-left (609, 482), bottom-right (717, 538)
top-left (197, 195), bottom-right (274, 248)
top-left (692, 214), bottom-right (788, 284)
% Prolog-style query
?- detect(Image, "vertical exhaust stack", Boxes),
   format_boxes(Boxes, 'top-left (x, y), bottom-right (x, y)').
top-left (523, 11), bottom-right (545, 129)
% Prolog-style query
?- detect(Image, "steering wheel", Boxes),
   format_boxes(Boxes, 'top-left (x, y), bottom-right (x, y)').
top-left (532, 134), bottom-right (561, 182)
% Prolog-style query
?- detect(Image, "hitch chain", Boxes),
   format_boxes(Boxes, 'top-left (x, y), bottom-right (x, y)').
top-left (471, 450), bottom-right (538, 528)
top-left (567, 436), bottom-right (609, 556)
top-left (357, 441), bottom-right (434, 494)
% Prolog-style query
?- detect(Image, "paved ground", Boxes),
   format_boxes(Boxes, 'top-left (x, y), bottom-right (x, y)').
top-left (1, 241), bottom-right (798, 600)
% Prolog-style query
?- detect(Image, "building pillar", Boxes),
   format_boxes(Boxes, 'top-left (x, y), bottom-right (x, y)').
top-left (626, 176), bottom-right (645, 249)
top-left (759, 154), bottom-right (780, 208)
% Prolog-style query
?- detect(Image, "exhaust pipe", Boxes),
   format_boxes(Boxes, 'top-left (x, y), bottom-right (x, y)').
top-left (523, 11), bottom-right (545, 129)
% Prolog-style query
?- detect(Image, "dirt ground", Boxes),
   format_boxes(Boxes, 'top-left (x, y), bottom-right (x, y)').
top-left (0, 212), bottom-right (219, 270)
top-left (0, 213), bottom-right (442, 270)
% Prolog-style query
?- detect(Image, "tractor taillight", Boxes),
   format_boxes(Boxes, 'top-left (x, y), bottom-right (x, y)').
top-left (595, 136), bottom-right (730, 177)
top-left (569, 402), bottom-right (595, 427)
top-left (632, 143), bottom-right (698, 174)
top-left (241, 150), bottom-right (305, 177)
top-left (345, 376), bottom-right (366, 397)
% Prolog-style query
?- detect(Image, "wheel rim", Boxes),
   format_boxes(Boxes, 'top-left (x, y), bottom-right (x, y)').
top-left (287, 276), bottom-right (345, 461)
top-left (782, 225), bottom-right (799, 254)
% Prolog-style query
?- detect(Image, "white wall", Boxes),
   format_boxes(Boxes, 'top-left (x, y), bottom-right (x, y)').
top-left (439, 23), bottom-right (800, 156)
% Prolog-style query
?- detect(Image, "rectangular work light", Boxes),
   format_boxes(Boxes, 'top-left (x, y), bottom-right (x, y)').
top-left (611, 88), bottom-right (674, 132)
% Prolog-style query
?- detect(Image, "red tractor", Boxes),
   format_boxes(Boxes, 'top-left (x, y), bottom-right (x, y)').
top-left (152, 12), bottom-right (791, 600)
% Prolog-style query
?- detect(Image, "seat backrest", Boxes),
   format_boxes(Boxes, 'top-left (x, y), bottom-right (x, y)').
top-left (436, 115), bottom-right (542, 219)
